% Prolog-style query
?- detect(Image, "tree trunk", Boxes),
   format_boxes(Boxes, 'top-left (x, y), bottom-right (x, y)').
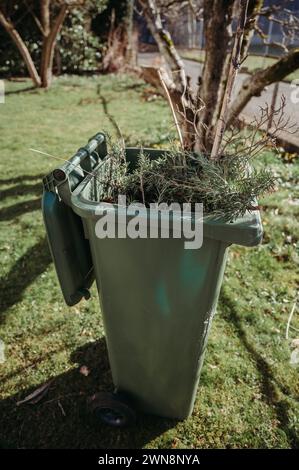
top-left (196, 0), bottom-right (235, 152)
top-left (227, 48), bottom-right (299, 125)
top-left (140, 0), bottom-right (299, 155)
top-left (138, 0), bottom-right (197, 149)
top-left (210, 0), bottom-right (249, 160)
top-left (125, 0), bottom-right (136, 66)
top-left (40, 0), bottom-right (51, 36)
top-left (139, 0), bottom-right (187, 91)
top-left (240, 0), bottom-right (264, 61)
top-left (0, 10), bottom-right (41, 87)
top-left (102, 2), bottom-right (138, 74)
top-left (40, 4), bottom-right (68, 88)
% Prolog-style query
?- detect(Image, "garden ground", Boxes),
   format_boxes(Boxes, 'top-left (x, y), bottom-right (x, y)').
top-left (0, 74), bottom-right (298, 448)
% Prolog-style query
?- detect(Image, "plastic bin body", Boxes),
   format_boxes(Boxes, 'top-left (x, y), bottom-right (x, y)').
top-left (82, 222), bottom-right (228, 419)
top-left (42, 139), bottom-right (263, 420)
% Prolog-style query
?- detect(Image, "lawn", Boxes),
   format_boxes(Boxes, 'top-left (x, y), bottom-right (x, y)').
top-left (0, 74), bottom-right (298, 449)
top-left (179, 49), bottom-right (299, 83)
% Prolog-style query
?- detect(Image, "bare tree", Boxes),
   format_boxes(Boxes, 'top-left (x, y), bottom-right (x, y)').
top-left (0, 1), bottom-right (80, 88)
top-left (138, 0), bottom-right (299, 156)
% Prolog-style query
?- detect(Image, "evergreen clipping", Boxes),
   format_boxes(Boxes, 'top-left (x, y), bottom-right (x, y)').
top-left (93, 141), bottom-right (276, 221)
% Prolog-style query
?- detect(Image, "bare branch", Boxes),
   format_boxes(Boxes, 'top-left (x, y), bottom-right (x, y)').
top-left (227, 48), bottom-right (299, 126)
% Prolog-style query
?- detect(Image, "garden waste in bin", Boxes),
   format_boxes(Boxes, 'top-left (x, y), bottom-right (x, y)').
top-left (42, 133), bottom-right (263, 423)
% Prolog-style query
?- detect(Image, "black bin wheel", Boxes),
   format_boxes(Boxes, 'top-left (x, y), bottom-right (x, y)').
top-left (87, 392), bottom-right (136, 428)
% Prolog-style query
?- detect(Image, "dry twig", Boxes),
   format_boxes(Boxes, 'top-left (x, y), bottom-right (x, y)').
top-left (286, 296), bottom-right (298, 340)
top-left (158, 68), bottom-right (184, 150)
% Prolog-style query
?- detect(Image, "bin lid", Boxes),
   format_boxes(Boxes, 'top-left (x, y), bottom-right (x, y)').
top-left (42, 133), bottom-right (107, 306)
top-left (42, 191), bottom-right (94, 306)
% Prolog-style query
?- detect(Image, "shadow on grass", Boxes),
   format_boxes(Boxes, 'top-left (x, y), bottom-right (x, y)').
top-left (0, 174), bottom-right (45, 185)
top-left (0, 198), bottom-right (41, 221)
top-left (1, 182), bottom-right (42, 200)
top-left (5, 86), bottom-right (36, 96)
top-left (0, 338), bottom-right (177, 449)
top-left (0, 237), bottom-right (52, 324)
top-left (219, 288), bottom-right (299, 449)
top-left (111, 82), bottom-right (146, 92)
top-left (0, 172), bottom-right (51, 323)
top-left (97, 84), bottom-right (123, 139)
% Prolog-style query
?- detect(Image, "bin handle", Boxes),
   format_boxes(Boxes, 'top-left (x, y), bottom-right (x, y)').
top-left (43, 132), bottom-right (107, 204)
top-left (53, 132), bottom-right (106, 183)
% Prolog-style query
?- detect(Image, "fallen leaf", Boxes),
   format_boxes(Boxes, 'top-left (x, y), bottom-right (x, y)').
top-left (17, 380), bottom-right (53, 406)
top-left (79, 365), bottom-right (90, 377)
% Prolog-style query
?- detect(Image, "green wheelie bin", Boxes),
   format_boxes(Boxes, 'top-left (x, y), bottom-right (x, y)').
top-left (42, 133), bottom-right (263, 423)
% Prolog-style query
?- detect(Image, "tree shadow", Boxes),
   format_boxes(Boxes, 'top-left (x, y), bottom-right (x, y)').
top-left (5, 86), bottom-right (37, 96)
top-left (1, 182), bottom-right (42, 200)
top-left (0, 174), bottom-right (45, 185)
top-left (0, 338), bottom-right (177, 449)
top-left (0, 198), bottom-right (41, 222)
top-left (111, 82), bottom-right (146, 92)
top-left (0, 237), bottom-right (52, 324)
top-left (97, 84), bottom-right (123, 139)
top-left (219, 288), bottom-right (299, 449)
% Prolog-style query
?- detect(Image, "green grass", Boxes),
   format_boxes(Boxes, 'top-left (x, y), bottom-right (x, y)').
top-left (179, 49), bottom-right (299, 82)
top-left (0, 75), bottom-right (298, 449)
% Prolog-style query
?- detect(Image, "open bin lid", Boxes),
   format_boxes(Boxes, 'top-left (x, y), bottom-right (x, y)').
top-left (42, 133), bottom-right (107, 306)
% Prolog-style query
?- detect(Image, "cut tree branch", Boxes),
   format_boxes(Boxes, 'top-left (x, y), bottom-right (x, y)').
top-left (227, 48), bottom-right (299, 126)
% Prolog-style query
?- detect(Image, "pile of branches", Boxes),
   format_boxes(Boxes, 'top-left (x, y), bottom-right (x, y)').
top-left (124, 149), bottom-right (275, 221)
top-left (97, 146), bottom-right (275, 221)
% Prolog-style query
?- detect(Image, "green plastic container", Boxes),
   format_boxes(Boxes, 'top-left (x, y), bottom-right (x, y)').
top-left (42, 133), bottom-right (263, 420)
